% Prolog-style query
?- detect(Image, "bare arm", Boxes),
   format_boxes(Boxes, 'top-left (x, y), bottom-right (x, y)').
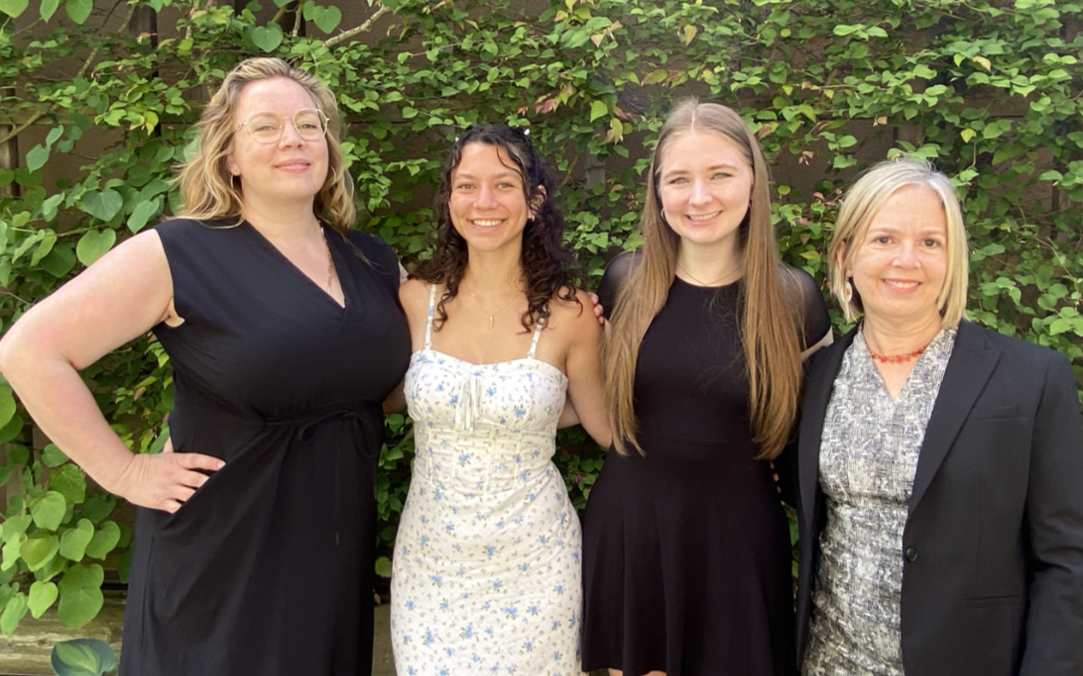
top-left (382, 278), bottom-right (431, 415)
top-left (0, 230), bottom-right (223, 512)
top-left (801, 329), bottom-right (834, 360)
top-left (556, 395), bottom-right (580, 429)
top-left (383, 381), bottom-right (406, 415)
top-left (562, 290), bottom-right (611, 448)
top-left (556, 291), bottom-right (606, 429)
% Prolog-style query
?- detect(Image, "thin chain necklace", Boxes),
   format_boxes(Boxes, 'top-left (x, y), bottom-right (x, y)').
top-left (462, 281), bottom-right (517, 329)
top-left (676, 261), bottom-right (738, 287)
top-left (320, 226), bottom-right (333, 294)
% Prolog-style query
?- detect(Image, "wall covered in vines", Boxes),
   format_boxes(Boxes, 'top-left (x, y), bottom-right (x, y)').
top-left (0, 0), bottom-right (1079, 633)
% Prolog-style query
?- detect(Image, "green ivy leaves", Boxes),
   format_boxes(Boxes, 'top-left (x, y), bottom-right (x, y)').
top-left (251, 25), bottom-right (284, 53)
top-left (78, 190), bottom-right (123, 223)
top-left (0, 0), bottom-right (28, 19)
top-left (0, 0), bottom-right (1080, 640)
top-left (65, 0), bottom-right (92, 24)
top-left (127, 198), bottom-right (160, 234)
top-left (0, 592), bottom-right (28, 636)
top-left (57, 564), bottom-right (105, 628)
top-left (28, 581), bottom-right (58, 619)
top-left (39, 0), bottom-right (60, 21)
top-left (84, 522), bottom-right (121, 561)
top-left (59, 520), bottom-right (95, 562)
top-left (303, 2), bottom-right (342, 33)
top-left (30, 492), bottom-right (66, 532)
top-left (20, 537), bottom-right (60, 572)
top-left (589, 100), bottom-right (609, 122)
top-left (75, 230), bottom-right (116, 267)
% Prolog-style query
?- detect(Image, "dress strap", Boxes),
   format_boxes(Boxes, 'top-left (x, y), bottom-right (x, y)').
top-left (424, 284), bottom-right (436, 350)
top-left (527, 313), bottom-right (546, 360)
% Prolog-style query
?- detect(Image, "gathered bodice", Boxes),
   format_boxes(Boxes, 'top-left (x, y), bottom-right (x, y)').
top-left (404, 285), bottom-right (567, 495)
top-left (392, 286), bottom-right (582, 676)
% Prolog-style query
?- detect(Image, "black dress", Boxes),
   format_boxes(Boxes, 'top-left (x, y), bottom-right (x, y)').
top-left (120, 219), bottom-right (410, 676)
top-left (582, 252), bottom-right (830, 676)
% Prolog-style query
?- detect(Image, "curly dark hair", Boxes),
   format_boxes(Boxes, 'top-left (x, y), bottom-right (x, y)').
top-left (416, 124), bottom-right (582, 332)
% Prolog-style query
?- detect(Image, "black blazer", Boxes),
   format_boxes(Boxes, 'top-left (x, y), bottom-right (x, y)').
top-left (795, 320), bottom-right (1083, 676)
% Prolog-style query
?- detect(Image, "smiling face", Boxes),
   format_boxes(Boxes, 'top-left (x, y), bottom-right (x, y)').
top-left (846, 185), bottom-right (949, 328)
top-left (226, 76), bottom-right (329, 209)
top-left (656, 130), bottom-right (754, 257)
top-left (448, 142), bottom-right (537, 256)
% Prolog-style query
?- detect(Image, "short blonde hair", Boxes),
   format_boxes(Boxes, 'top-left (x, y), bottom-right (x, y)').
top-left (828, 158), bottom-right (969, 327)
top-left (176, 57), bottom-right (355, 233)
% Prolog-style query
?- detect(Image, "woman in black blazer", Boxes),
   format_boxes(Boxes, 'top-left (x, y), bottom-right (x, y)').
top-left (795, 158), bottom-right (1083, 676)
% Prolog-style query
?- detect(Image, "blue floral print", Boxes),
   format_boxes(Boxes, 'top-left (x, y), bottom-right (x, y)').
top-left (390, 285), bottom-right (581, 676)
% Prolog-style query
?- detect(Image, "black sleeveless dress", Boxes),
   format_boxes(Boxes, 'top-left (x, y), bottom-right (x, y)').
top-left (120, 218), bottom-right (410, 676)
top-left (582, 252), bottom-right (830, 676)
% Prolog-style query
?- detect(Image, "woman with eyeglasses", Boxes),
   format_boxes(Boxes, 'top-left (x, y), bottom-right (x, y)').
top-left (0, 57), bottom-right (409, 676)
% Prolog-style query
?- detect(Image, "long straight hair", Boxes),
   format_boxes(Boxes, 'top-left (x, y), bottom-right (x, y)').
top-left (604, 100), bottom-right (803, 459)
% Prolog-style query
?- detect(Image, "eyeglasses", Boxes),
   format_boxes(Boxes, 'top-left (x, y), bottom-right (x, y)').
top-left (236, 109), bottom-right (328, 144)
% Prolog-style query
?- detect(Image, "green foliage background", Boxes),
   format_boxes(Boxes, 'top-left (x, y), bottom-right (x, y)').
top-left (0, 0), bottom-right (1080, 633)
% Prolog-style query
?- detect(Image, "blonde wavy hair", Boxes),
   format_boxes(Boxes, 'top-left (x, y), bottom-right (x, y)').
top-left (828, 158), bottom-right (969, 327)
top-left (176, 57), bottom-right (355, 233)
top-left (604, 100), bottom-right (804, 459)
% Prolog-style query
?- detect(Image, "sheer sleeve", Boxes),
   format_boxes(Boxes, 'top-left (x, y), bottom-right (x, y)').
top-left (598, 251), bottom-right (640, 321)
top-left (784, 266), bottom-right (831, 348)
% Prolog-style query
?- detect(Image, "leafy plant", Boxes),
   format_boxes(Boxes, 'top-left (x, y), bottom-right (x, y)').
top-left (0, 0), bottom-right (1079, 633)
top-left (50, 637), bottom-right (118, 676)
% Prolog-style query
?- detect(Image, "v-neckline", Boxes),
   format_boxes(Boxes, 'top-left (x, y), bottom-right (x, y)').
top-left (242, 220), bottom-right (349, 313)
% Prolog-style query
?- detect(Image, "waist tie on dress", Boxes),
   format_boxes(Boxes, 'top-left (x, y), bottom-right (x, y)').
top-left (265, 404), bottom-right (381, 546)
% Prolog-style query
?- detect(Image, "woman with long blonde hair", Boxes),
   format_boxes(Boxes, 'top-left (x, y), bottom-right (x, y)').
top-left (0, 57), bottom-right (409, 675)
top-left (581, 100), bottom-right (832, 676)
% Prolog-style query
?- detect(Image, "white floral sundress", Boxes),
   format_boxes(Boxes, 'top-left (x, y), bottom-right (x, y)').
top-left (390, 285), bottom-right (582, 676)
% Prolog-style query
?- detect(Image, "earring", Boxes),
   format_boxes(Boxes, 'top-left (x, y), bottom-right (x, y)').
top-left (844, 279), bottom-right (853, 302)
top-left (660, 209), bottom-right (668, 223)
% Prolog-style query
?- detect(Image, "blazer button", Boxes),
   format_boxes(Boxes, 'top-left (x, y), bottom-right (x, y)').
top-left (905, 546), bottom-right (918, 562)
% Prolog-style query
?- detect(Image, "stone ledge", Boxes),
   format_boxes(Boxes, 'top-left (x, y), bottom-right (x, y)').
top-left (0, 592), bottom-right (124, 676)
top-left (0, 595), bottom-right (399, 676)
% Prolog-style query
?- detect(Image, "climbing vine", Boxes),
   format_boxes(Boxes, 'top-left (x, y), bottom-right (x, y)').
top-left (0, 0), bottom-right (1079, 633)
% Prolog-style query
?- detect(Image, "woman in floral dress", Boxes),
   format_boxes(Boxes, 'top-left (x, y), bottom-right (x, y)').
top-left (389, 125), bottom-right (610, 675)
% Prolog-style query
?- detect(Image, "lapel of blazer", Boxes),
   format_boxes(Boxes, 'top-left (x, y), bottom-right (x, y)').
top-left (908, 321), bottom-right (1000, 514)
top-left (799, 326), bottom-right (857, 526)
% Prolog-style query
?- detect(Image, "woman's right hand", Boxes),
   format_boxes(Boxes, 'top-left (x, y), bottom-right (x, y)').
top-left (107, 440), bottom-right (224, 513)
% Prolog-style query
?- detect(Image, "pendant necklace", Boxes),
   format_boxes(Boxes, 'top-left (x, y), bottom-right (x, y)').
top-left (463, 281), bottom-right (517, 329)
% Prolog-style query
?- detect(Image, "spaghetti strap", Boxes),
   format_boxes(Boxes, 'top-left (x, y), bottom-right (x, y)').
top-left (527, 314), bottom-right (546, 360)
top-left (424, 284), bottom-right (436, 350)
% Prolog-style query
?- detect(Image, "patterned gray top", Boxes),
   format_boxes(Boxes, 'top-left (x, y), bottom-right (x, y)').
top-left (803, 326), bottom-right (957, 676)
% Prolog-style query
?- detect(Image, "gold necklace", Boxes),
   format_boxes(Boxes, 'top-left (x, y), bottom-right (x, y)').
top-left (320, 226), bottom-right (333, 293)
top-left (462, 281), bottom-right (517, 329)
top-left (676, 261), bottom-right (738, 287)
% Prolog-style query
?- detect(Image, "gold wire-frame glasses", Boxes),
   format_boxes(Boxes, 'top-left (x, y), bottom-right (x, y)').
top-left (236, 109), bottom-right (329, 145)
